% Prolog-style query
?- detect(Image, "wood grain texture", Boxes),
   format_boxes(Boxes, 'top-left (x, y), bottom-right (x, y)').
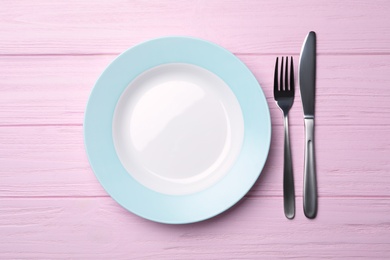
top-left (1, 0), bottom-right (390, 55)
top-left (1, 0), bottom-right (390, 259)
top-left (1, 55), bottom-right (390, 126)
top-left (0, 197), bottom-right (389, 259)
top-left (1, 124), bottom-right (389, 198)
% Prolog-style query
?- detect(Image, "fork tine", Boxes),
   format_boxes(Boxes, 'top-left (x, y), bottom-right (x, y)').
top-left (285, 56), bottom-right (289, 90)
top-left (274, 57), bottom-right (279, 94)
top-left (290, 56), bottom-right (295, 93)
top-left (280, 57), bottom-right (284, 91)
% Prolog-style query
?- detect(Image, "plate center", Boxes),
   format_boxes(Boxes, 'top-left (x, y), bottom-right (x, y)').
top-left (113, 63), bottom-right (244, 195)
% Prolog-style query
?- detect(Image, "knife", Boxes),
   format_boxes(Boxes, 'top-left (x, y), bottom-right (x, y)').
top-left (299, 31), bottom-right (317, 219)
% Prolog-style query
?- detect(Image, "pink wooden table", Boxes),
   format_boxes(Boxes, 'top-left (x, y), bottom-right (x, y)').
top-left (1, 1), bottom-right (390, 258)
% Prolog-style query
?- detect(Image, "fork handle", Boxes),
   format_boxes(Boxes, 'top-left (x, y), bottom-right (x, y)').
top-left (283, 114), bottom-right (295, 219)
top-left (303, 118), bottom-right (317, 219)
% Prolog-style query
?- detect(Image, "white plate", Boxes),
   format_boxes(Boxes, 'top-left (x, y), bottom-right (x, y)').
top-left (84, 37), bottom-right (271, 224)
top-left (113, 63), bottom-right (244, 195)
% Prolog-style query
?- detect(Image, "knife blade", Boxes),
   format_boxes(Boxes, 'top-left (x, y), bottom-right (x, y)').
top-left (299, 31), bottom-right (317, 219)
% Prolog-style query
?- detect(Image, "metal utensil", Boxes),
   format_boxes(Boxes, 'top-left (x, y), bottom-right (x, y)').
top-left (299, 31), bottom-right (317, 219)
top-left (274, 56), bottom-right (295, 219)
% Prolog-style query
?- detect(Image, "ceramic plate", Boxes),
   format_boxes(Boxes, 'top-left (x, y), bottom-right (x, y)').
top-left (84, 37), bottom-right (271, 224)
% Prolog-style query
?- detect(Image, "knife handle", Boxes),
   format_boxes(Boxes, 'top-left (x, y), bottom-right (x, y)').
top-left (303, 118), bottom-right (317, 218)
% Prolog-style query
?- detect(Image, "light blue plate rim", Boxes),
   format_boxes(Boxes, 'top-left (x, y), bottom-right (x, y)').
top-left (84, 36), bottom-right (271, 224)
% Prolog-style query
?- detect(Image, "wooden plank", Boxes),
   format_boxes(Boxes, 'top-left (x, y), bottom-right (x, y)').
top-left (0, 125), bottom-right (105, 197)
top-left (1, 0), bottom-right (390, 55)
top-left (1, 54), bottom-right (390, 126)
top-left (0, 196), bottom-right (389, 259)
top-left (1, 123), bottom-right (389, 198)
top-left (0, 55), bottom-right (113, 126)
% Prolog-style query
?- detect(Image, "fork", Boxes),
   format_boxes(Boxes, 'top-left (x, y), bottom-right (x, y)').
top-left (274, 56), bottom-right (295, 219)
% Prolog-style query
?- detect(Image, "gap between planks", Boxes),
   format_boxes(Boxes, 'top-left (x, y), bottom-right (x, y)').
top-left (2, 52), bottom-right (390, 57)
top-left (2, 123), bottom-right (390, 128)
top-left (1, 195), bottom-right (390, 199)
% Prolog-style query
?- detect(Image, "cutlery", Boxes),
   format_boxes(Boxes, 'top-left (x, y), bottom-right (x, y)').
top-left (274, 56), bottom-right (295, 219)
top-left (299, 31), bottom-right (317, 219)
